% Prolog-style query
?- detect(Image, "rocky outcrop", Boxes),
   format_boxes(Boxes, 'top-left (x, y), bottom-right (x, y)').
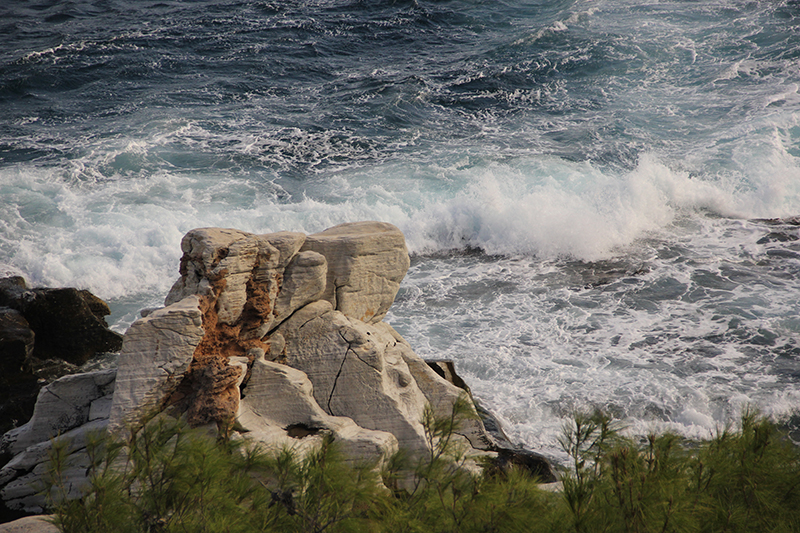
top-left (0, 370), bottom-right (115, 513)
top-left (147, 222), bottom-right (416, 433)
top-left (0, 277), bottom-right (122, 367)
top-left (0, 221), bottom-right (553, 515)
top-left (300, 221), bottom-right (410, 324)
top-left (0, 278), bottom-right (122, 439)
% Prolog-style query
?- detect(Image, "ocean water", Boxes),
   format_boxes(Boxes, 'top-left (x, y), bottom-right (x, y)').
top-left (2, 0), bottom-right (800, 461)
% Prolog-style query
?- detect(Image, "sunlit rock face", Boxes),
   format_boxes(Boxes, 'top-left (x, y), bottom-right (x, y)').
top-left (0, 221), bottom-right (529, 514)
top-left (111, 221), bottom-right (490, 458)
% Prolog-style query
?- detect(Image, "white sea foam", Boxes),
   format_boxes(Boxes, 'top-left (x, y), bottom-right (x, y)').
top-left (2, 145), bottom-right (797, 308)
top-left (393, 151), bottom-right (800, 260)
top-left (387, 225), bottom-right (800, 460)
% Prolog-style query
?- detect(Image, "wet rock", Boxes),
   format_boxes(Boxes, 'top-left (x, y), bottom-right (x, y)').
top-left (756, 232), bottom-right (798, 244)
top-left (0, 277), bottom-right (122, 366)
top-left (753, 216), bottom-right (800, 226)
top-left (425, 358), bottom-right (556, 482)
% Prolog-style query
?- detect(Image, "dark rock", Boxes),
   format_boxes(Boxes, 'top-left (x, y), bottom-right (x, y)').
top-left (0, 277), bottom-right (122, 443)
top-left (425, 359), bottom-right (471, 393)
top-left (475, 400), bottom-right (558, 482)
top-left (487, 448), bottom-right (558, 482)
top-left (0, 308), bottom-right (38, 436)
top-left (766, 249), bottom-right (800, 259)
top-left (0, 307), bottom-right (34, 368)
top-left (0, 277), bottom-right (27, 303)
top-left (753, 216), bottom-right (800, 226)
top-left (757, 232), bottom-right (799, 244)
top-left (0, 277), bottom-right (122, 366)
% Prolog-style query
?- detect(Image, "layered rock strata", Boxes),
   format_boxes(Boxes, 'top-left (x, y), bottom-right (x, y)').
top-left (0, 221), bottom-right (552, 514)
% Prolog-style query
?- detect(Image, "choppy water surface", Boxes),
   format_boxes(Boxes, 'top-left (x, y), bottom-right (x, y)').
top-left (2, 0), bottom-right (800, 459)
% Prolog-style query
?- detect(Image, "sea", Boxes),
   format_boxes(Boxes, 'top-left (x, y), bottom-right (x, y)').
top-left (2, 0), bottom-right (800, 463)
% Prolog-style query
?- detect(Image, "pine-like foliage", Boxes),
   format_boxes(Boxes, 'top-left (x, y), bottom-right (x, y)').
top-left (557, 407), bottom-right (800, 533)
top-left (45, 415), bottom-right (384, 533)
top-left (43, 403), bottom-right (800, 533)
top-left (377, 394), bottom-right (553, 533)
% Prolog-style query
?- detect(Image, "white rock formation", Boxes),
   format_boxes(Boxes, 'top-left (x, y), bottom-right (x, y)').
top-left (301, 221), bottom-right (410, 324)
top-left (272, 251), bottom-right (327, 326)
top-left (108, 295), bottom-right (204, 432)
top-left (0, 370), bottom-right (115, 512)
top-left (3, 370), bottom-right (115, 458)
top-left (0, 221), bottom-right (533, 515)
top-left (237, 354), bottom-right (398, 461)
top-left (276, 301), bottom-right (430, 452)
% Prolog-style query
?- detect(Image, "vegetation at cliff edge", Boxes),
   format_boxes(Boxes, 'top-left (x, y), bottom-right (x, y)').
top-left (46, 403), bottom-right (800, 533)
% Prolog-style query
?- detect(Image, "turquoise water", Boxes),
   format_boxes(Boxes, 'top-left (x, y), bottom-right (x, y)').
top-left (2, 0), bottom-right (800, 459)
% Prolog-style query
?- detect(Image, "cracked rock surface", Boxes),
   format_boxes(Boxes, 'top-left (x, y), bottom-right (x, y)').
top-left (0, 221), bottom-right (545, 515)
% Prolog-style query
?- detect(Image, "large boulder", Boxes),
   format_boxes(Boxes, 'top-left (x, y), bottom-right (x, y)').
top-left (154, 223), bottom-right (414, 432)
top-left (0, 221), bottom-right (555, 517)
top-left (2, 370), bottom-right (115, 458)
top-left (0, 277), bottom-right (122, 366)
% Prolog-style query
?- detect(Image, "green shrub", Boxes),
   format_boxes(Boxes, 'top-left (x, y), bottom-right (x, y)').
top-left (46, 415), bottom-right (385, 533)
top-left (693, 409), bottom-right (800, 532)
top-left (557, 408), bottom-right (800, 533)
top-left (378, 394), bottom-right (552, 533)
top-left (44, 404), bottom-right (800, 533)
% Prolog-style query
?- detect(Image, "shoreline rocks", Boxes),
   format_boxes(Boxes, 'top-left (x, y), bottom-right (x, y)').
top-left (0, 277), bottom-right (123, 368)
top-left (0, 221), bottom-right (554, 517)
top-left (0, 277), bottom-right (122, 446)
